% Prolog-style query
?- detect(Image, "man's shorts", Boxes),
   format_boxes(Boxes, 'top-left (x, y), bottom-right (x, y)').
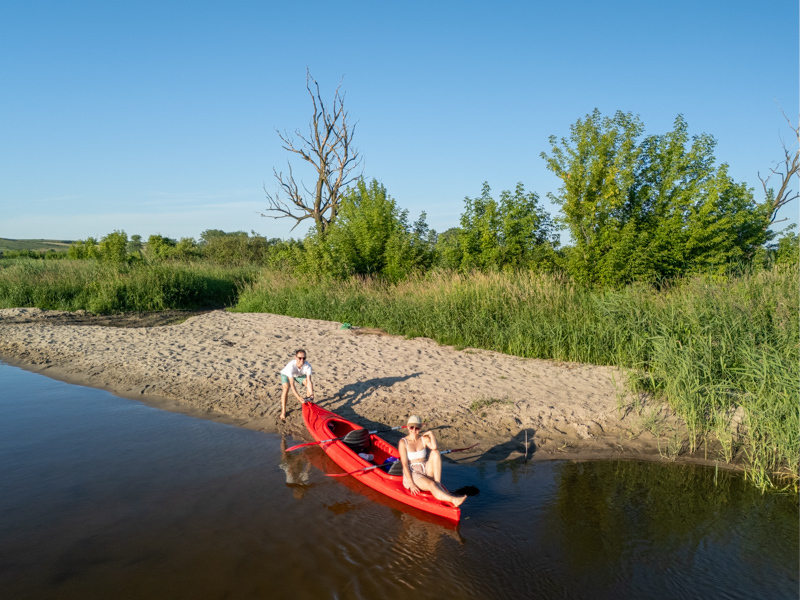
top-left (280, 375), bottom-right (307, 385)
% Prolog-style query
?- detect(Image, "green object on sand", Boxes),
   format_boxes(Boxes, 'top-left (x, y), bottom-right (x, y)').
top-left (340, 322), bottom-right (352, 329)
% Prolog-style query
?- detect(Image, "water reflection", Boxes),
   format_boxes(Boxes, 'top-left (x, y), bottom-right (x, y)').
top-left (279, 436), bottom-right (312, 499)
top-left (1, 363), bottom-right (796, 600)
top-left (541, 460), bottom-right (799, 597)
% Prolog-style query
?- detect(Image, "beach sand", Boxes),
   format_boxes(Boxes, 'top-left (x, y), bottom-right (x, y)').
top-left (0, 307), bottom-right (705, 465)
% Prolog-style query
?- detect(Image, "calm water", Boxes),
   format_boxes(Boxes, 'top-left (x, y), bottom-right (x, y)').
top-left (0, 363), bottom-right (796, 600)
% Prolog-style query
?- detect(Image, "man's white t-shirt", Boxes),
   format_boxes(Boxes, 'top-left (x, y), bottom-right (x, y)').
top-left (281, 360), bottom-right (312, 379)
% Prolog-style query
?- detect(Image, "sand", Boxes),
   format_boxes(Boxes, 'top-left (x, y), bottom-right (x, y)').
top-left (0, 307), bottom-right (702, 465)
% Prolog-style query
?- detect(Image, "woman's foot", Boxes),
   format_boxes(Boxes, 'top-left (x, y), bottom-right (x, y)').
top-left (453, 495), bottom-right (467, 508)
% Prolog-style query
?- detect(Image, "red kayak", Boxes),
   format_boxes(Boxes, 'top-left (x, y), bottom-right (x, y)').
top-left (302, 401), bottom-right (461, 522)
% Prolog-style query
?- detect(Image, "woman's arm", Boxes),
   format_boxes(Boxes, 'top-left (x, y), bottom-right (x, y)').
top-left (398, 439), bottom-right (420, 495)
top-left (421, 430), bottom-right (438, 451)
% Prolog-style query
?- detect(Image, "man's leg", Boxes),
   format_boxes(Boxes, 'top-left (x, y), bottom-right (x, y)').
top-left (280, 382), bottom-right (290, 420)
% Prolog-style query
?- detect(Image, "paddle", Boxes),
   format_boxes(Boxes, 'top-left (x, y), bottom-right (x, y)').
top-left (286, 425), bottom-right (407, 452)
top-left (325, 443), bottom-right (481, 477)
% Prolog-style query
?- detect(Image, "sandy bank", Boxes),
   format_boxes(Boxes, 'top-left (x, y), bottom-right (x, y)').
top-left (0, 307), bottom-right (720, 467)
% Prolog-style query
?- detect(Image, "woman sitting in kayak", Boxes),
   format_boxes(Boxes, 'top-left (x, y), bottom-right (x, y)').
top-left (399, 415), bottom-right (467, 508)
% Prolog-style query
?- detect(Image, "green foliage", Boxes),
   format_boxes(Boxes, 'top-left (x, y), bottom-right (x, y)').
top-left (235, 266), bottom-right (798, 489)
top-left (199, 230), bottom-right (275, 265)
top-left (127, 234), bottom-right (143, 257)
top-left (0, 248), bottom-right (67, 260)
top-left (433, 227), bottom-right (463, 270)
top-left (173, 237), bottom-right (200, 260)
top-left (145, 235), bottom-right (177, 260)
top-left (542, 110), bottom-right (770, 286)
top-left (99, 230), bottom-right (128, 263)
top-left (0, 259), bottom-right (256, 312)
top-left (774, 225), bottom-right (799, 266)
top-left (0, 238), bottom-right (72, 253)
top-left (67, 237), bottom-right (100, 260)
top-left (459, 182), bottom-right (557, 272)
top-left (305, 178), bottom-right (435, 281)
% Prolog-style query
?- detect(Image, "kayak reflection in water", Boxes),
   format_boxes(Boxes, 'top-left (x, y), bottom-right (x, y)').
top-left (399, 415), bottom-right (467, 508)
top-left (279, 436), bottom-right (311, 499)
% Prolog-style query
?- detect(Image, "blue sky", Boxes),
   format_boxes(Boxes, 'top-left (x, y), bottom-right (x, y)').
top-left (1, 0), bottom-right (797, 242)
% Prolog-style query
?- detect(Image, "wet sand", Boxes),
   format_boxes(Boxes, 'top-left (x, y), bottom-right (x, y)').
top-left (0, 307), bottom-right (721, 466)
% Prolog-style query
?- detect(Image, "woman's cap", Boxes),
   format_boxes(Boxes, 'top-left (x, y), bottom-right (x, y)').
top-left (407, 415), bottom-right (422, 426)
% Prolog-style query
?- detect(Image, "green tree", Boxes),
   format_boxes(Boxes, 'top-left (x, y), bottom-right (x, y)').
top-left (306, 178), bottom-right (434, 281)
top-left (99, 230), bottom-right (128, 263)
top-left (774, 225), bottom-right (799, 266)
top-left (458, 182), bottom-right (556, 271)
top-left (433, 227), bottom-right (463, 270)
top-left (199, 230), bottom-right (277, 265)
top-left (145, 235), bottom-right (177, 260)
top-left (127, 234), bottom-right (143, 256)
top-left (542, 110), bottom-right (769, 285)
top-left (68, 237), bottom-right (100, 260)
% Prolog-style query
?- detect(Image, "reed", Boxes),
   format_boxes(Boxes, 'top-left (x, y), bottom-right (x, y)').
top-left (235, 267), bottom-right (799, 489)
top-left (0, 259), bottom-right (258, 312)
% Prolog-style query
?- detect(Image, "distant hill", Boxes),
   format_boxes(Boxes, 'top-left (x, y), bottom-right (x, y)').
top-left (0, 238), bottom-right (74, 252)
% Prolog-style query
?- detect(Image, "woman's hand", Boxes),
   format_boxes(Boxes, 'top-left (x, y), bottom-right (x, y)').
top-left (422, 430), bottom-right (438, 450)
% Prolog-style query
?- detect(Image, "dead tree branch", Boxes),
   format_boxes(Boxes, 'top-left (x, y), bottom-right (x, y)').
top-left (758, 105), bottom-right (799, 225)
top-left (261, 69), bottom-right (361, 234)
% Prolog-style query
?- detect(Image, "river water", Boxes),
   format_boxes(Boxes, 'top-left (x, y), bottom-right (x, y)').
top-left (0, 363), bottom-right (796, 600)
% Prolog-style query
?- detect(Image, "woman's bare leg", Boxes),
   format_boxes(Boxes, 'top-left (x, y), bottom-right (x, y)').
top-left (427, 449), bottom-right (442, 483)
top-left (412, 474), bottom-right (466, 507)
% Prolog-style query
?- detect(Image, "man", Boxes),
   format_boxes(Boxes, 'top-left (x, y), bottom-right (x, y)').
top-left (279, 349), bottom-right (314, 421)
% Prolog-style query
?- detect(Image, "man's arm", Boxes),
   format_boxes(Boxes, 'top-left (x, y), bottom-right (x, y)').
top-left (288, 378), bottom-right (305, 402)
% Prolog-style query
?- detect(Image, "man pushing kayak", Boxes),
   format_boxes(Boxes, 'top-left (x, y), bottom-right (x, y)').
top-left (279, 349), bottom-right (314, 422)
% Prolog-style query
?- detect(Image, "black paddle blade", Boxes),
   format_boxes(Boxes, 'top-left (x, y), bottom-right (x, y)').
top-left (450, 485), bottom-right (480, 497)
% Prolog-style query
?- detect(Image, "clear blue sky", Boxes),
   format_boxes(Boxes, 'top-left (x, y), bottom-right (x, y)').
top-left (1, 0), bottom-right (797, 242)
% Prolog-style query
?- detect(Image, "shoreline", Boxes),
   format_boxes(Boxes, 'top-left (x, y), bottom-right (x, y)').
top-left (0, 307), bottom-right (741, 472)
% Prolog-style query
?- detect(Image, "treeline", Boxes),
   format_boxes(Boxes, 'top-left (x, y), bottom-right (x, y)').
top-left (52, 176), bottom-right (797, 283)
top-left (42, 111), bottom-right (797, 283)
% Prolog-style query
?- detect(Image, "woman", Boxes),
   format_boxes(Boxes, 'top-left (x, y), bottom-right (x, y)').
top-left (398, 415), bottom-right (467, 508)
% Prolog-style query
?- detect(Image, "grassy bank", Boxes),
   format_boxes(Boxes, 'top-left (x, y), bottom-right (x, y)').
top-left (1, 257), bottom-right (796, 489)
top-left (0, 259), bottom-right (258, 312)
top-left (235, 267), bottom-right (799, 490)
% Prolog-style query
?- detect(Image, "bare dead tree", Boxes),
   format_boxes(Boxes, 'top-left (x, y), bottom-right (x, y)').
top-left (758, 105), bottom-right (799, 226)
top-left (261, 70), bottom-right (361, 234)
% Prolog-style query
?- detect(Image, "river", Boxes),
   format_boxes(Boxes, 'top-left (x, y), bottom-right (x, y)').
top-left (0, 363), bottom-right (796, 599)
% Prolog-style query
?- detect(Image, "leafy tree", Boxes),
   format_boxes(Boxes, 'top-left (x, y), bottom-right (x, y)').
top-left (127, 234), bottom-right (143, 256)
top-left (173, 237), bottom-right (200, 260)
top-left (306, 178), bottom-right (434, 281)
top-left (99, 230), bottom-right (128, 263)
top-left (433, 227), bottom-right (463, 270)
top-left (458, 182), bottom-right (556, 271)
top-left (145, 235), bottom-right (177, 260)
top-left (774, 225), bottom-right (799, 266)
top-left (542, 110), bottom-right (769, 285)
top-left (199, 230), bottom-right (278, 265)
top-left (67, 237), bottom-right (100, 260)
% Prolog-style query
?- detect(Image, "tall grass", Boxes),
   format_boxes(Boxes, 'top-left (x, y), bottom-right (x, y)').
top-left (235, 267), bottom-right (799, 489)
top-left (0, 259), bottom-right (258, 312)
top-left (2, 257), bottom-right (795, 489)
